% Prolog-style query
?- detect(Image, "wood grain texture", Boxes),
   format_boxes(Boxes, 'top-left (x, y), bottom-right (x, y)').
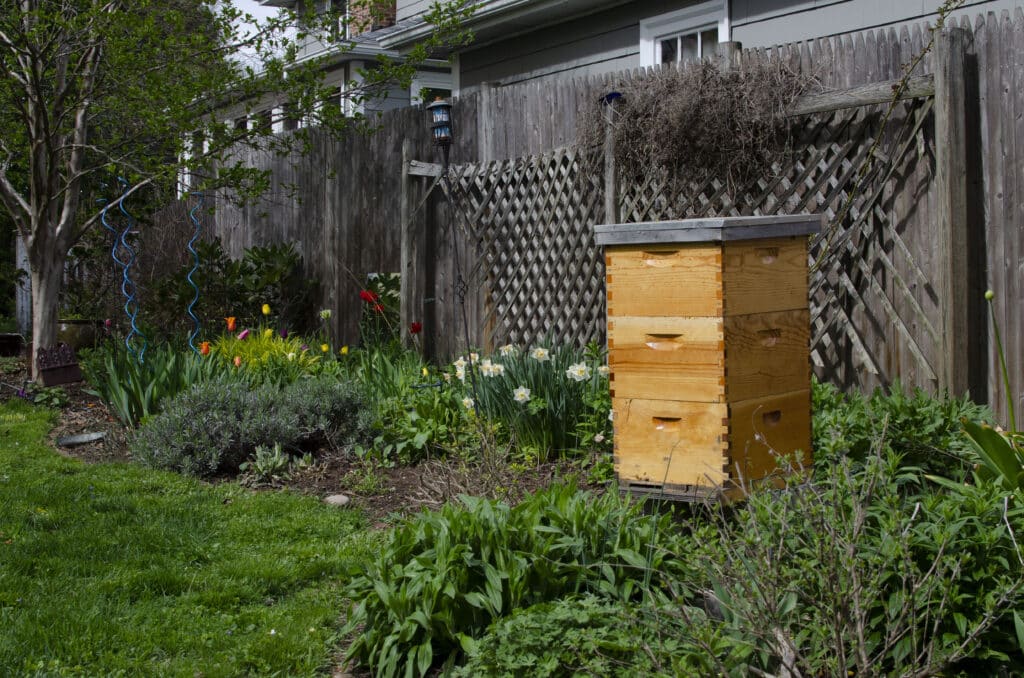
top-left (605, 244), bottom-right (722, 318)
top-left (613, 397), bottom-right (728, 487)
top-left (721, 237), bottom-right (810, 316)
top-left (724, 310), bottom-right (811, 402)
top-left (727, 389), bottom-right (812, 486)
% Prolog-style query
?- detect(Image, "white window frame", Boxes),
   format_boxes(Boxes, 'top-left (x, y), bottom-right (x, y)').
top-left (410, 72), bottom-right (453, 106)
top-left (639, 0), bottom-right (730, 68)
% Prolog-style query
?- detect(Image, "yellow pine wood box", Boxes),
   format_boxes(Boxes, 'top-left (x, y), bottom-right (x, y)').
top-left (595, 215), bottom-right (823, 500)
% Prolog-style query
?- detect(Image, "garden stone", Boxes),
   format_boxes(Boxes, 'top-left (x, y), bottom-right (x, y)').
top-left (324, 494), bottom-right (350, 507)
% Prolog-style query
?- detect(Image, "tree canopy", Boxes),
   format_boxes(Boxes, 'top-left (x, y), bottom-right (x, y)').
top-left (0, 0), bottom-right (472, 373)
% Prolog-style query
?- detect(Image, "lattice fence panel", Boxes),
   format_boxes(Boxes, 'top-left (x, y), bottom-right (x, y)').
top-left (449, 98), bottom-right (939, 392)
top-left (449, 148), bottom-right (606, 349)
top-left (618, 98), bottom-right (940, 391)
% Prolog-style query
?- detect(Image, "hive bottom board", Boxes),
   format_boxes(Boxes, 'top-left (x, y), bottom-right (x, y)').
top-left (613, 389), bottom-right (811, 499)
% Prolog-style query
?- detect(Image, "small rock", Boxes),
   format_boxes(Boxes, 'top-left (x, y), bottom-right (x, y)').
top-left (56, 431), bottom-right (106, 447)
top-left (324, 493), bottom-right (350, 507)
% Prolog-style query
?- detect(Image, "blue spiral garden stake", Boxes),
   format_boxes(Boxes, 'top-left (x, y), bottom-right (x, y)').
top-left (186, 192), bottom-right (204, 354)
top-left (117, 178), bottom-right (146, 363)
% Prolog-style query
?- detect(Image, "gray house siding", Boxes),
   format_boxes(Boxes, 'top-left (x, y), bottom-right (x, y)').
top-left (459, 0), bottom-right (690, 89)
top-left (455, 0), bottom-right (1021, 91)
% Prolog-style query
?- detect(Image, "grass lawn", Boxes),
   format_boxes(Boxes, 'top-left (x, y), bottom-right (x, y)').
top-left (0, 399), bottom-right (374, 677)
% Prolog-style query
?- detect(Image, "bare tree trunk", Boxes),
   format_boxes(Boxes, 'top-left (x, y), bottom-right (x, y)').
top-left (28, 243), bottom-right (62, 378)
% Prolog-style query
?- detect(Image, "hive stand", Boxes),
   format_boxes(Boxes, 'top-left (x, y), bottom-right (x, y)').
top-left (595, 215), bottom-right (824, 501)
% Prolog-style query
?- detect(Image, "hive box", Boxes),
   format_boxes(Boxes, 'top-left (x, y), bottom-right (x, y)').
top-left (595, 215), bottom-right (823, 500)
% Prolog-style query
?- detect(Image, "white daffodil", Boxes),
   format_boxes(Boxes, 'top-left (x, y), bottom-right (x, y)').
top-left (530, 347), bottom-right (550, 362)
top-left (566, 362), bottom-right (591, 382)
top-left (597, 365), bottom-right (610, 376)
top-left (462, 397), bottom-right (475, 409)
top-left (499, 344), bottom-right (516, 356)
top-left (513, 386), bottom-right (531, 403)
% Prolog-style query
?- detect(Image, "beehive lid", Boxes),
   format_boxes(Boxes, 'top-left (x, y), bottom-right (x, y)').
top-left (594, 215), bottom-right (823, 246)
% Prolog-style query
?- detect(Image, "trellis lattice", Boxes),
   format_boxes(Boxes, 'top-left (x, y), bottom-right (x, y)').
top-left (618, 98), bottom-right (940, 390)
top-left (449, 97), bottom-right (940, 392)
top-left (448, 147), bottom-right (606, 349)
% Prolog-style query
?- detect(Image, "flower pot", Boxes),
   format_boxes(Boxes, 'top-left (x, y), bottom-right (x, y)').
top-left (57, 320), bottom-right (99, 350)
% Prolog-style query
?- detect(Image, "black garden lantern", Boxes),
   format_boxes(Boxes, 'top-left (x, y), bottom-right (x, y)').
top-left (427, 97), bottom-right (453, 166)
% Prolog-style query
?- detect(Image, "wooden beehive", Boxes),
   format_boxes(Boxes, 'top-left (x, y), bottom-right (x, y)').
top-left (595, 215), bottom-right (823, 500)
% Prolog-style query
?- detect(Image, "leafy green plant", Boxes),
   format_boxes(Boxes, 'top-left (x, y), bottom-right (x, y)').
top-left (23, 384), bottom-right (69, 408)
top-left (212, 329), bottom-right (324, 386)
top-left (453, 595), bottom-right (676, 678)
top-left (812, 377), bottom-right (990, 478)
top-left (960, 291), bottom-right (1023, 491)
top-left (239, 442), bottom-right (312, 485)
top-left (133, 375), bottom-right (368, 477)
top-left (457, 341), bottom-right (610, 461)
top-left (82, 342), bottom-right (229, 426)
top-left (148, 241), bottom-right (318, 337)
top-left (349, 348), bottom-right (472, 464)
top-left (342, 481), bottom-right (692, 678)
top-left (689, 450), bottom-right (1024, 677)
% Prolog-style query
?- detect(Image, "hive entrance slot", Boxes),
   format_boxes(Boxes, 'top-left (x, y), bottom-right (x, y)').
top-left (645, 333), bottom-right (682, 350)
top-left (653, 416), bottom-right (681, 431)
top-left (757, 329), bottom-right (781, 347)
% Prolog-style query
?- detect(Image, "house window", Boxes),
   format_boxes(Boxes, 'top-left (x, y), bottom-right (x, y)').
top-left (640, 1), bottom-right (729, 67)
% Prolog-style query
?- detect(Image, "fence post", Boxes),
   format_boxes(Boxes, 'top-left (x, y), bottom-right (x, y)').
top-left (603, 97), bottom-right (619, 224)
top-left (935, 27), bottom-right (970, 396)
top-left (399, 137), bottom-right (423, 350)
top-left (477, 81), bottom-right (495, 163)
top-left (716, 41), bottom-right (742, 71)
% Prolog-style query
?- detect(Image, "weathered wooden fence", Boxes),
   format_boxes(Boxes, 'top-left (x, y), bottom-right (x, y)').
top-left (166, 9), bottom-right (1022, 423)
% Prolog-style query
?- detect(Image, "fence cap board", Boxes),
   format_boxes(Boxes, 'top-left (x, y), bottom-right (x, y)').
top-left (594, 214), bottom-right (824, 245)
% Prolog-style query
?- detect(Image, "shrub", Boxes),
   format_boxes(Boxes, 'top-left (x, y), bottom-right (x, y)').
top-left (341, 482), bottom-right (692, 678)
top-left (133, 376), bottom-right (368, 476)
top-left (212, 329), bottom-right (324, 387)
top-left (812, 378), bottom-right (990, 478)
top-left (147, 240), bottom-right (318, 337)
top-left (687, 450), bottom-right (1024, 677)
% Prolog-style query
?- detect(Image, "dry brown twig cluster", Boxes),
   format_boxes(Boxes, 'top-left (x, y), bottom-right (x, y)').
top-left (577, 59), bottom-right (817, 190)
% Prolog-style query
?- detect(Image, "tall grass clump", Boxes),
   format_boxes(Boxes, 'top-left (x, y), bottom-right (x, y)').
top-left (81, 341), bottom-right (230, 426)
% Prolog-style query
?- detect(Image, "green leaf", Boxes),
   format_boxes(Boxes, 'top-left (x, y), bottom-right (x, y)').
top-left (1015, 610), bottom-right (1024, 651)
top-left (415, 641), bottom-right (433, 677)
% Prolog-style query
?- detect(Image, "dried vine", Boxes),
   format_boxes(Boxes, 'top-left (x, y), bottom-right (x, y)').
top-left (576, 59), bottom-right (816, 190)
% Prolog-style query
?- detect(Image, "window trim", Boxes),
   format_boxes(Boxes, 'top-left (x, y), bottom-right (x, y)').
top-left (639, 0), bottom-right (730, 67)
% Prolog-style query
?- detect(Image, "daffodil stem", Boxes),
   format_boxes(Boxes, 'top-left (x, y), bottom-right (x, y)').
top-left (988, 297), bottom-right (1017, 433)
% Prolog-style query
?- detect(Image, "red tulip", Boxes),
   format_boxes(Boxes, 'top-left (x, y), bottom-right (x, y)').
top-left (373, 303), bottom-right (384, 314)
top-left (359, 290), bottom-right (379, 304)
top-left (409, 322), bottom-right (423, 334)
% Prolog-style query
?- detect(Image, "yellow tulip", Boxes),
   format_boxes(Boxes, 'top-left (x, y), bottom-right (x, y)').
top-left (261, 303), bottom-right (271, 316)
top-left (339, 345), bottom-right (349, 355)
top-left (320, 343), bottom-right (329, 353)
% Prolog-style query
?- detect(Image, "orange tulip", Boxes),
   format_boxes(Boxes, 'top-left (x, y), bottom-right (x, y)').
top-left (225, 316), bottom-right (237, 332)
top-left (233, 355), bottom-right (242, 367)
top-left (199, 341), bottom-right (210, 356)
